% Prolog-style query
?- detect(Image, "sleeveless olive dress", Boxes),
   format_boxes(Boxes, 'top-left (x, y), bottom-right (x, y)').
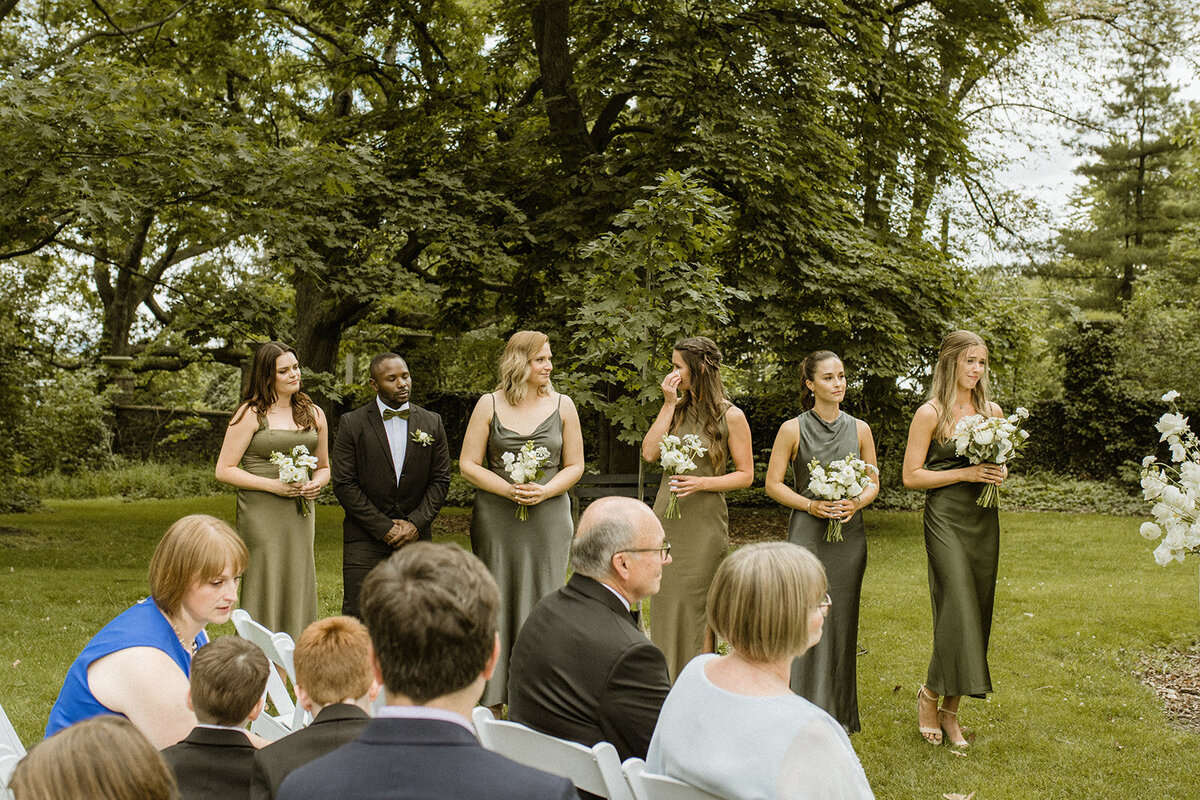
top-left (651, 403), bottom-right (731, 681)
top-left (236, 419), bottom-right (319, 641)
top-left (786, 410), bottom-right (866, 733)
top-left (922, 437), bottom-right (999, 697)
top-left (470, 395), bottom-right (574, 706)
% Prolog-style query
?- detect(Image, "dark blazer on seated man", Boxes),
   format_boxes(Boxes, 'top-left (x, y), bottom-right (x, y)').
top-left (332, 353), bottom-right (451, 617)
top-left (249, 703), bottom-right (370, 800)
top-left (509, 496), bottom-right (673, 762)
top-left (278, 542), bottom-right (578, 800)
top-left (161, 725), bottom-right (258, 800)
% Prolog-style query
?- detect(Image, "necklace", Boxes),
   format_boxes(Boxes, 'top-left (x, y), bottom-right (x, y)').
top-left (170, 621), bottom-right (198, 656)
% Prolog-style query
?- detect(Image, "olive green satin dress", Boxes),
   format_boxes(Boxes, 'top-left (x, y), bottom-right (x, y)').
top-left (922, 438), bottom-right (999, 698)
top-left (787, 410), bottom-right (866, 733)
top-left (651, 403), bottom-right (731, 681)
top-left (236, 420), bottom-right (319, 641)
top-left (470, 395), bottom-right (573, 706)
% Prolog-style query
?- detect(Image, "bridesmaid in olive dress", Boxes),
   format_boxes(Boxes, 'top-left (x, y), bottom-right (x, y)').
top-left (765, 350), bottom-right (878, 733)
top-left (216, 341), bottom-right (329, 640)
top-left (460, 330), bottom-right (584, 710)
top-left (641, 336), bottom-right (753, 680)
top-left (902, 330), bottom-right (1006, 748)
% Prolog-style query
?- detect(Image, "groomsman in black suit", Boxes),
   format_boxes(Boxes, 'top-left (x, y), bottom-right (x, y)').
top-left (508, 496), bottom-right (673, 762)
top-left (332, 352), bottom-right (452, 617)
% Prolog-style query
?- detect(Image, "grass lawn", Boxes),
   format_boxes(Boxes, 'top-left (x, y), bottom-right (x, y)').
top-left (1, 497), bottom-right (1198, 798)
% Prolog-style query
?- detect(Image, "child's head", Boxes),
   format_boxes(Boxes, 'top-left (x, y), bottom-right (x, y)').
top-left (294, 616), bottom-right (375, 710)
top-left (188, 636), bottom-right (269, 727)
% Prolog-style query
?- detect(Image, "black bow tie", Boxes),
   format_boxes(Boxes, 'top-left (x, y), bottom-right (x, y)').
top-left (383, 408), bottom-right (410, 421)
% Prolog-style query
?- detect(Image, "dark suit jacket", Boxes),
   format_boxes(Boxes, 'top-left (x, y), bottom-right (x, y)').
top-left (249, 703), bottom-right (370, 800)
top-left (508, 573), bottom-right (671, 762)
top-left (332, 399), bottom-right (451, 615)
top-left (275, 717), bottom-right (578, 800)
top-left (160, 726), bottom-right (257, 800)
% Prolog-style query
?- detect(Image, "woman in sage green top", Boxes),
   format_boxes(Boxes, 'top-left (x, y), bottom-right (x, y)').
top-left (641, 336), bottom-right (753, 680)
top-left (766, 350), bottom-right (878, 733)
top-left (459, 330), bottom-right (584, 709)
top-left (902, 331), bottom-right (1006, 748)
top-left (216, 341), bottom-right (329, 640)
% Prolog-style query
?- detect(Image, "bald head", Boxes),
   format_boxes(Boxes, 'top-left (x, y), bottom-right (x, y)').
top-left (570, 497), bottom-right (667, 602)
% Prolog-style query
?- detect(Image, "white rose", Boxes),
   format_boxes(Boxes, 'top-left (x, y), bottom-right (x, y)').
top-left (1140, 521), bottom-right (1163, 540)
top-left (1163, 390), bottom-right (1181, 403)
top-left (1157, 413), bottom-right (1189, 441)
top-left (973, 428), bottom-right (995, 446)
top-left (1154, 541), bottom-right (1183, 566)
top-left (1170, 438), bottom-right (1188, 463)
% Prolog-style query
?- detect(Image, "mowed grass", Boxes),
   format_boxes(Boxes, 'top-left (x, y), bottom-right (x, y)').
top-left (1, 498), bottom-right (1198, 798)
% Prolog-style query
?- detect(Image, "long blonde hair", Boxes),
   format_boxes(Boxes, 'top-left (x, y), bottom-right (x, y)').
top-left (929, 330), bottom-right (994, 439)
top-left (671, 336), bottom-right (729, 470)
top-left (495, 331), bottom-right (552, 406)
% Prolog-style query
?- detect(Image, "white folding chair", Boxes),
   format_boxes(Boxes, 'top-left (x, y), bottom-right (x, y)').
top-left (0, 743), bottom-right (21, 800)
top-left (472, 707), bottom-right (633, 800)
top-left (622, 758), bottom-right (727, 800)
top-left (230, 610), bottom-right (311, 738)
top-left (0, 701), bottom-right (24, 758)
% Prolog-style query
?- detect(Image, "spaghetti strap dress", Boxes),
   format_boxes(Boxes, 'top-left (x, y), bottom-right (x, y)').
top-left (786, 410), bottom-right (867, 732)
top-left (922, 437), bottom-right (999, 697)
top-left (470, 394), bottom-right (574, 706)
top-left (236, 418), bottom-right (319, 641)
top-left (651, 402), bottom-right (731, 681)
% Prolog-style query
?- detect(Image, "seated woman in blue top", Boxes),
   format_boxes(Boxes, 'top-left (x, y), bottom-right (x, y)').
top-left (647, 542), bottom-right (875, 800)
top-left (45, 514), bottom-right (249, 748)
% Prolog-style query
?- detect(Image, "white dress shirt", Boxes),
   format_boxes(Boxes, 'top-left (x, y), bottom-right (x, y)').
top-left (377, 397), bottom-right (410, 483)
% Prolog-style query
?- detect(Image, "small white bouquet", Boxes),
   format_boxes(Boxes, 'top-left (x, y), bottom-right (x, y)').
top-left (502, 439), bottom-right (551, 520)
top-left (952, 408), bottom-right (1031, 507)
top-left (806, 454), bottom-right (877, 542)
top-left (411, 429), bottom-right (434, 447)
top-left (658, 433), bottom-right (708, 520)
top-left (269, 444), bottom-right (319, 517)
top-left (1139, 391), bottom-right (1200, 565)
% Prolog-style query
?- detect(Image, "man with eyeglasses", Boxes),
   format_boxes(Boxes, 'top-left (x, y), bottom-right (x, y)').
top-left (508, 496), bottom-right (673, 765)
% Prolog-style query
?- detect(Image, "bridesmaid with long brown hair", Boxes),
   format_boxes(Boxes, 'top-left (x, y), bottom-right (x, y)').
top-left (902, 330), bottom-right (1005, 748)
top-left (216, 341), bottom-right (329, 639)
top-left (641, 336), bottom-right (753, 680)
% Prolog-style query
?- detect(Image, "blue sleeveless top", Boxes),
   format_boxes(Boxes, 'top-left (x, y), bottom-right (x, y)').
top-left (45, 597), bottom-right (208, 737)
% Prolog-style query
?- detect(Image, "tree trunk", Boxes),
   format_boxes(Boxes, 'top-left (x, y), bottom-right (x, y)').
top-left (532, 0), bottom-right (595, 173)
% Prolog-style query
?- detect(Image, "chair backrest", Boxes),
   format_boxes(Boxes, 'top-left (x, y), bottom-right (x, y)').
top-left (0, 743), bottom-right (20, 799)
top-left (622, 758), bottom-right (726, 800)
top-left (0, 702), bottom-right (24, 759)
top-left (472, 707), bottom-right (633, 800)
top-left (231, 610), bottom-right (311, 732)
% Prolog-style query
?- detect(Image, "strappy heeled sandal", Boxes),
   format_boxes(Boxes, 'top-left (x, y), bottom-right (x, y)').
top-left (917, 685), bottom-right (942, 745)
top-left (938, 707), bottom-right (969, 748)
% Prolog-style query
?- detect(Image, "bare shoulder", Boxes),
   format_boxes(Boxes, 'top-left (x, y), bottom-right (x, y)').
top-left (723, 404), bottom-right (747, 424)
top-left (912, 402), bottom-right (938, 423)
top-left (855, 417), bottom-right (873, 435)
top-left (313, 404), bottom-right (328, 428)
top-left (988, 401), bottom-right (1004, 417)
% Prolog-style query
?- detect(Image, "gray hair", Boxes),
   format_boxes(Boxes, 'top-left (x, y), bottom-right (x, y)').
top-left (570, 497), bottom-right (644, 579)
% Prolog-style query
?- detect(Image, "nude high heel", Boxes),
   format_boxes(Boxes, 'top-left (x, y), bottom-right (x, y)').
top-left (938, 707), bottom-right (969, 748)
top-left (917, 685), bottom-right (942, 745)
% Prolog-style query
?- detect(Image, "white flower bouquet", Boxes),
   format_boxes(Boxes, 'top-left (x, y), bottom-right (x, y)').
top-left (269, 444), bottom-right (319, 517)
top-left (806, 454), bottom-right (877, 542)
top-left (658, 433), bottom-right (708, 520)
top-left (952, 408), bottom-right (1031, 507)
top-left (502, 439), bottom-right (551, 520)
top-left (1139, 391), bottom-right (1200, 565)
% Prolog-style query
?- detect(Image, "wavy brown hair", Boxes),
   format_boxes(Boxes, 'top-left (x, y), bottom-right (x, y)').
top-left (495, 330), bottom-right (551, 406)
top-left (929, 330), bottom-right (994, 440)
top-left (798, 350), bottom-right (842, 412)
top-left (230, 341), bottom-right (318, 429)
top-left (671, 336), bottom-right (729, 470)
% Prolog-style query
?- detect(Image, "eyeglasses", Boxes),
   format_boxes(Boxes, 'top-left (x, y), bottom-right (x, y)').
top-left (616, 541), bottom-right (672, 561)
top-left (817, 593), bottom-right (832, 616)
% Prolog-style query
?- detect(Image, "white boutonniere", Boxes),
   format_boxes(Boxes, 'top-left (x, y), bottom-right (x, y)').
top-left (411, 429), bottom-right (434, 447)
